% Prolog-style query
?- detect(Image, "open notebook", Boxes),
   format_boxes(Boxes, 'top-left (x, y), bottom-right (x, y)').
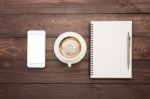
top-left (90, 21), bottom-right (132, 78)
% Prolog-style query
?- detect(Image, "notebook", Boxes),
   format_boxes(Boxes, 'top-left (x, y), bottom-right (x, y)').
top-left (90, 21), bottom-right (132, 78)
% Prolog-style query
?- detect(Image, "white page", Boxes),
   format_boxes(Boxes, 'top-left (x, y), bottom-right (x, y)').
top-left (90, 21), bottom-right (132, 78)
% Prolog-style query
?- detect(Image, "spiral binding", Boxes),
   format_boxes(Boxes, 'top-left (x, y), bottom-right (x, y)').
top-left (90, 23), bottom-right (93, 77)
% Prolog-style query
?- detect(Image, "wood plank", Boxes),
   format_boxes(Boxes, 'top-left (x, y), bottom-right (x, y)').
top-left (0, 38), bottom-right (89, 60)
top-left (0, 14), bottom-right (150, 37)
top-left (0, 0), bottom-right (150, 14)
top-left (0, 37), bottom-right (149, 60)
top-left (0, 60), bottom-right (150, 83)
top-left (0, 84), bottom-right (150, 99)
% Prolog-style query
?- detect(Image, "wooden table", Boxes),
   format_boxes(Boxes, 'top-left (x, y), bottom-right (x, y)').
top-left (0, 0), bottom-right (150, 99)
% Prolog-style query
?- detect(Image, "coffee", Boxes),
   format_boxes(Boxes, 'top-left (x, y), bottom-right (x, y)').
top-left (59, 37), bottom-right (81, 59)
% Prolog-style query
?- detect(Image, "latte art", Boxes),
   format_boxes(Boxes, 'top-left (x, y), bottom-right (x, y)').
top-left (59, 37), bottom-right (81, 59)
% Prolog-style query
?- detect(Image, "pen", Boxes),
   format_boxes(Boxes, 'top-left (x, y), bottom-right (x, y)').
top-left (127, 32), bottom-right (130, 70)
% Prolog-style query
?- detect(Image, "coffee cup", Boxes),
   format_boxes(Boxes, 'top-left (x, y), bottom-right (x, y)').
top-left (54, 32), bottom-right (87, 67)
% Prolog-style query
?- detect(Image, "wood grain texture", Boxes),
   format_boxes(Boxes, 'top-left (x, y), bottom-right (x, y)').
top-left (0, 0), bottom-right (150, 98)
top-left (0, 14), bottom-right (150, 37)
top-left (0, 37), bottom-right (149, 60)
top-left (0, 38), bottom-right (89, 60)
top-left (0, 0), bottom-right (150, 14)
top-left (0, 84), bottom-right (150, 99)
top-left (0, 60), bottom-right (150, 83)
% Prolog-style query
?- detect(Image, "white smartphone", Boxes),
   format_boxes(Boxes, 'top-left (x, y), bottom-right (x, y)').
top-left (27, 30), bottom-right (46, 68)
